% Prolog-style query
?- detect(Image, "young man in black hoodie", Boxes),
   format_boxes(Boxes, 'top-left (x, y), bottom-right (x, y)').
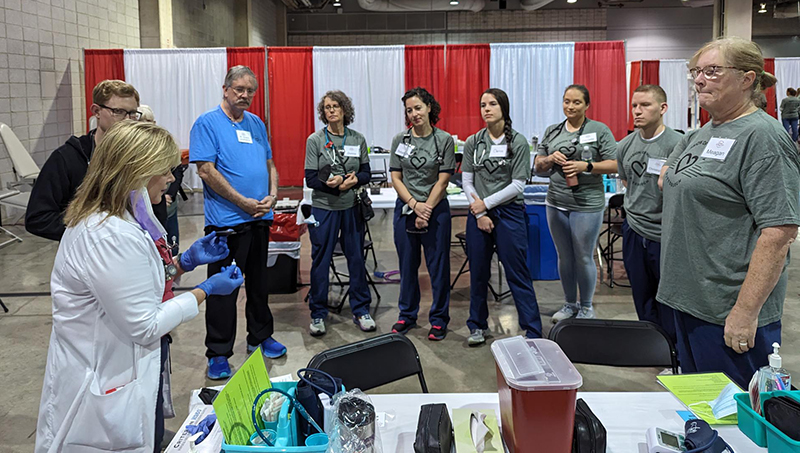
top-left (25, 80), bottom-right (141, 240)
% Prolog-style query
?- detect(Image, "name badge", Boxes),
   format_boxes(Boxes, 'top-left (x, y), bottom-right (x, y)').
top-left (490, 144), bottom-right (507, 158)
top-left (395, 143), bottom-right (414, 158)
top-left (646, 158), bottom-right (667, 175)
top-left (236, 130), bottom-right (253, 144)
top-left (701, 137), bottom-right (735, 161)
top-left (579, 132), bottom-right (597, 144)
top-left (343, 145), bottom-right (360, 157)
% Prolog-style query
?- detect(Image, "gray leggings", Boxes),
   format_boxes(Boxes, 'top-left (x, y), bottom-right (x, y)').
top-left (546, 206), bottom-right (604, 307)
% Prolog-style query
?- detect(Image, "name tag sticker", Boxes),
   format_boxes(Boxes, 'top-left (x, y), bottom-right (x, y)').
top-left (395, 143), bottom-right (414, 158)
top-left (646, 158), bottom-right (667, 175)
top-left (490, 144), bottom-right (508, 158)
top-left (579, 133), bottom-right (597, 144)
top-left (701, 137), bottom-right (735, 161)
top-left (343, 145), bottom-right (360, 157)
top-left (236, 130), bottom-right (253, 144)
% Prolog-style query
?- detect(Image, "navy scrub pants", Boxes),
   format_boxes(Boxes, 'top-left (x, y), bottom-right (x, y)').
top-left (466, 204), bottom-right (543, 338)
top-left (393, 198), bottom-right (451, 327)
top-left (621, 220), bottom-right (676, 346)
top-left (308, 206), bottom-right (371, 319)
top-left (662, 304), bottom-right (781, 390)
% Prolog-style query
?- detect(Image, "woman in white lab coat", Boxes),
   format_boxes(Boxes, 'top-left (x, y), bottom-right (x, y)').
top-left (35, 121), bottom-right (244, 453)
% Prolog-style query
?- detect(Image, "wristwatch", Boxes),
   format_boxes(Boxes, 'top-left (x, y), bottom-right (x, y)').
top-left (585, 161), bottom-right (594, 173)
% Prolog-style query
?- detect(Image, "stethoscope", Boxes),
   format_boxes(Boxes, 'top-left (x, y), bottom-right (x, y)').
top-left (473, 128), bottom-right (511, 169)
top-left (540, 117), bottom-right (590, 147)
top-left (323, 126), bottom-right (349, 166)
top-left (402, 127), bottom-right (443, 165)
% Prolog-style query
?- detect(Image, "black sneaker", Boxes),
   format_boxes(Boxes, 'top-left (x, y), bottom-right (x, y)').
top-left (428, 325), bottom-right (447, 341)
top-left (391, 319), bottom-right (415, 334)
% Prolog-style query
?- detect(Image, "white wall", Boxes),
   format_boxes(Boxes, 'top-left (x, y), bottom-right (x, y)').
top-left (607, 6), bottom-right (713, 61)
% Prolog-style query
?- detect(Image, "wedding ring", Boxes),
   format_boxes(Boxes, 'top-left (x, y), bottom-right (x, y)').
top-left (739, 341), bottom-right (748, 346)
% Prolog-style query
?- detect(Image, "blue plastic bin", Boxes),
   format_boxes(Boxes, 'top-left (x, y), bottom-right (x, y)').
top-left (525, 203), bottom-right (559, 281)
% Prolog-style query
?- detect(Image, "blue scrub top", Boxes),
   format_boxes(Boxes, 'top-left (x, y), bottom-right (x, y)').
top-left (190, 105), bottom-right (274, 227)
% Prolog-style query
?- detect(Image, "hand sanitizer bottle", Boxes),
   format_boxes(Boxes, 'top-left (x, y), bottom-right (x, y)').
top-left (759, 342), bottom-right (791, 392)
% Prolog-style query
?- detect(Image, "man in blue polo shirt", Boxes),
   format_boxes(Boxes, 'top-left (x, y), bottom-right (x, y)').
top-left (190, 65), bottom-right (285, 380)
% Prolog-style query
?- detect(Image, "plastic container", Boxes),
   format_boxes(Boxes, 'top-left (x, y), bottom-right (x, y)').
top-left (735, 390), bottom-right (800, 452)
top-left (491, 337), bottom-right (583, 453)
top-left (525, 203), bottom-right (559, 280)
top-left (267, 241), bottom-right (301, 294)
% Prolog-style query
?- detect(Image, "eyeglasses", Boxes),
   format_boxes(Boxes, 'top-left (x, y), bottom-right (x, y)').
top-left (230, 86), bottom-right (257, 96)
top-left (324, 105), bottom-right (341, 111)
top-left (98, 104), bottom-right (142, 120)
top-left (689, 65), bottom-right (741, 80)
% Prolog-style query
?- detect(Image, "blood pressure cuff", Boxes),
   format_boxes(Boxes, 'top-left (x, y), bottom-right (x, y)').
top-left (572, 398), bottom-right (606, 453)
top-left (413, 403), bottom-right (453, 453)
top-left (764, 395), bottom-right (800, 442)
top-left (683, 419), bottom-right (733, 453)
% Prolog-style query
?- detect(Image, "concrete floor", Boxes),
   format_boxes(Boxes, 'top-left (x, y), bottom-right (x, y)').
top-left (0, 191), bottom-right (798, 452)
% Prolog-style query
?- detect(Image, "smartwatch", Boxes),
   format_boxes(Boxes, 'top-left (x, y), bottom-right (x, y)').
top-left (585, 161), bottom-right (594, 173)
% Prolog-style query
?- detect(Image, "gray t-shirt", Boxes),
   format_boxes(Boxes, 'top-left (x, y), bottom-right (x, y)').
top-left (389, 128), bottom-right (456, 202)
top-left (462, 128), bottom-right (530, 205)
top-left (305, 127), bottom-right (369, 211)
top-left (616, 127), bottom-right (682, 241)
top-left (658, 109), bottom-right (800, 327)
top-left (536, 120), bottom-right (617, 212)
top-left (780, 96), bottom-right (800, 120)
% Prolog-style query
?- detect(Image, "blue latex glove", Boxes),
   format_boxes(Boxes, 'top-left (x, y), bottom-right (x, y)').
top-left (180, 231), bottom-right (230, 272)
top-left (196, 265), bottom-right (243, 296)
top-left (185, 414), bottom-right (217, 444)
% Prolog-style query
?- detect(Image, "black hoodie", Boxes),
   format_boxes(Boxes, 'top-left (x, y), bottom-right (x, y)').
top-left (25, 132), bottom-right (95, 241)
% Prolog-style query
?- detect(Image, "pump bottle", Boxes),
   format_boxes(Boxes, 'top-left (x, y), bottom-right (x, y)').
top-left (758, 342), bottom-right (791, 392)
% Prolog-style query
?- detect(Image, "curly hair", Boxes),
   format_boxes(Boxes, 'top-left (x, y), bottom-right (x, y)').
top-left (402, 87), bottom-right (441, 127)
top-left (317, 90), bottom-right (355, 126)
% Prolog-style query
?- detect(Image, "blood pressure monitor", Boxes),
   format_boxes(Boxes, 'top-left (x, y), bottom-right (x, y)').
top-left (646, 427), bottom-right (686, 452)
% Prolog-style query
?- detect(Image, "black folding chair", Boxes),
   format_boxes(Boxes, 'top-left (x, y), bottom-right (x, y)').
top-left (307, 333), bottom-right (429, 393)
top-left (548, 318), bottom-right (679, 375)
top-left (597, 193), bottom-right (629, 288)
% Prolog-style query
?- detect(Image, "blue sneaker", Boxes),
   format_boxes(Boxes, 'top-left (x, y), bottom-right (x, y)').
top-left (207, 356), bottom-right (231, 380)
top-left (247, 337), bottom-right (287, 359)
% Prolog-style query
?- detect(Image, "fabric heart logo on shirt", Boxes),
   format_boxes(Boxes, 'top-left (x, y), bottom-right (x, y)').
top-left (631, 161), bottom-right (646, 178)
top-left (410, 156), bottom-right (427, 170)
top-left (674, 153), bottom-right (698, 174)
top-left (484, 159), bottom-right (501, 174)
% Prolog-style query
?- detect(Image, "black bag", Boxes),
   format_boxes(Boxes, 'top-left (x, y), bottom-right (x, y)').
top-left (356, 188), bottom-right (375, 222)
top-left (764, 395), bottom-right (800, 442)
top-left (414, 403), bottom-right (454, 453)
top-left (295, 368), bottom-right (343, 442)
top-left (572, 398), bottom-right (607, 453)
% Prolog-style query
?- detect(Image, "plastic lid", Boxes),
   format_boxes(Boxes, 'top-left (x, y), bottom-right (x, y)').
top-left (491, 337), bottom-right (583, 391)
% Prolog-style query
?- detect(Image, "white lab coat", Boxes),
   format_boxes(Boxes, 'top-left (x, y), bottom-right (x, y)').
top-left (35, 212), bottom-right (199, 453)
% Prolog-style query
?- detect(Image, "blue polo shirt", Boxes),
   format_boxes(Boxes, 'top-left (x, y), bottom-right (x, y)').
top-left (189, 105), bottom-right (274, 227)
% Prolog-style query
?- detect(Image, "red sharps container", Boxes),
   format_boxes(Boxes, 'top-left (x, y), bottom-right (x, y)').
top-left (491, 336), bottom-right (583, 453)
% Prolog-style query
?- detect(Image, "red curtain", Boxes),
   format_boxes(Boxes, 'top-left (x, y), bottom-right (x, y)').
top-left (641, 60), bottom-right (660, 86)
top-left (267, 47), bottom-right (314, 187)
top-left (227, 47), bottom-right (266, 121)
top-left (84, 49), bottom-right (125, 132)
top-left (443, 44), bottom-right (490, 139)
top-left (405, 45), bottom-right (446, 101)
top-left (574, 41), bottom-right (627, 140)
top-left (764, 58), bottom-right (778, 119)
top-left (627, 61), bottom-right (642, 132)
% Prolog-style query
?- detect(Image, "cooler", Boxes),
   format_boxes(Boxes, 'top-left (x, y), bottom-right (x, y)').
top-left (524, 203), bottom-right (559, 280)
top-left (491, 337), bottom-right (582, 453)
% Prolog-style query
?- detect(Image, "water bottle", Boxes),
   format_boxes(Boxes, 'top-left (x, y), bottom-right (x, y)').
top-left (581, 145), bottom-right (593, 174)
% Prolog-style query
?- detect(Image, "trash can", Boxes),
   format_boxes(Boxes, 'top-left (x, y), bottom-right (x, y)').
top-left (267, 241), bottom-right (301, 294)
top-left (491, 337), bottom-right (583, 453)
top-left (524, 201), bottom-right (559, 280)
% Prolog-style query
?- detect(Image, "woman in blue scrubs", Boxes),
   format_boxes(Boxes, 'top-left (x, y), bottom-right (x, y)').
top-left (304, 90), bottom-right (374, 337)
top-left (462, 88), bottom-right (543, 345)
top-left (389, 87), bottom-right (456, 341)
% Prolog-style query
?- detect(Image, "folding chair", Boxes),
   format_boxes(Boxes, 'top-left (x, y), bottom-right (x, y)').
top-left (0, 190), bottom-right (26, 249)
top-left (328, 220), bottom-right (381, 315)
top-left (548, 318), bottom-right (679, 375)
top-left (0, 123), bottom-right (40, 187)
top-left (597, 193), bottom-right (629, 288)
top-left (307, 333), bottom-right (429, 393)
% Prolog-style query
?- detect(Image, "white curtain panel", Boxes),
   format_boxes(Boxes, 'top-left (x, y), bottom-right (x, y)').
top-left (124, 48), bottom-right (228, 189)
top-left (489, 42), bottom-right (575, 143)
top-left (658, 59), bottom-right (690, 132)
top-left (313, 46), bottom-right (405, 150)
top-left (775, 58), bottom-right (800, 122)
top-left (626, 61), bottom-right (632, 128)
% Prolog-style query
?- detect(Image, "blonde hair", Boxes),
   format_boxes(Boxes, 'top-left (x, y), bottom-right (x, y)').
top-left (139, 104), bottom-right (155, 122)
top-left (92, 79), bottom-right (140, 105)
top-left (690, 37), bottom-right (778, 103)
top-left (65, 121), bottom-right (179, 227)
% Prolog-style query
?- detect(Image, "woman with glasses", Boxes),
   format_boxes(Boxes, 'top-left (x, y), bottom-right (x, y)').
top-left (461, 88), bottom-right (543, 346)
top-left (389, 87), bottom-right (456, 341)
top-left (304, 90), bottom-right (374, 336)
top-left (657, 38), bottom-right (799, 389)
top-left (534, 84), bottom-right (618, 323)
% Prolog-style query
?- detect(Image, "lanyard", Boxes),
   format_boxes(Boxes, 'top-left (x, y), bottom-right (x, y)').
top-left (323, 127), bottom-right (347, 165)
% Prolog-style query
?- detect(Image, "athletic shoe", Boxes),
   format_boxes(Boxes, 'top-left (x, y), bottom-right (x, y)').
top-left (310, 318), bottom-right (326, 337)
top-left (207, 356), bottom-right (231, 380)
top-left (468, 329), bottom-right (486, 346)
top-left (428, 325), bottom-right (447, 341)
top-left (576, 306), bottom-right (596, 319)
top-left (551, 303), bottom-right (579, 324)
top-left (391, 319), bottom-right (415, 334)
top-left (247, 337), bottom-right (287, 359)
top-left (354, 314), bottom-right (376, 332)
